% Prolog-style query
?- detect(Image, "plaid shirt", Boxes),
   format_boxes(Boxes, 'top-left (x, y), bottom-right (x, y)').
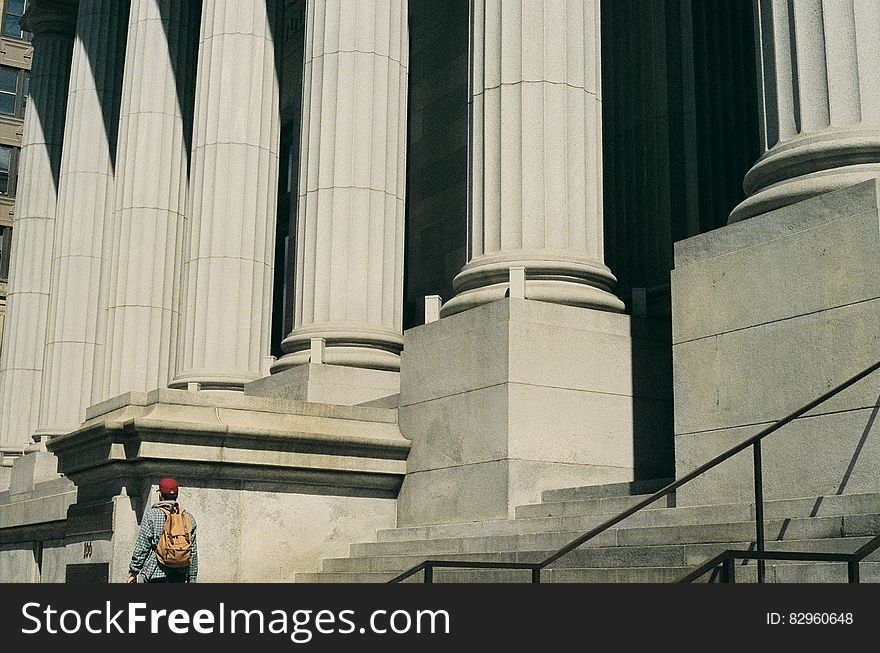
top-left (129, 502), bottom-right (198, 583)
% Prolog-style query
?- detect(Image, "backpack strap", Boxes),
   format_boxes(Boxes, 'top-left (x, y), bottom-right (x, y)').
top-left (181, 511), bottom-right (193, 543)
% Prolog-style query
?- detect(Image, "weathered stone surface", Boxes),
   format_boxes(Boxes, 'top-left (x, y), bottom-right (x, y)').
top-left (51, 389), bottom-right (409, 496)
top-left (246, 363), bottom-right (400, 407)
top-left (397, 298), bottom-right (673, 526)
top-left (672, 182), bottom-right (880, 506)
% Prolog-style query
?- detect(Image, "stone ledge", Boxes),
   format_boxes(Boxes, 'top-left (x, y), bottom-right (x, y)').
top-left (85, 388), bottom-right (399, 424)
top-left (49, 391), bottom-right (411, 497)
top-left (674, 179), bottom-right (880, 266)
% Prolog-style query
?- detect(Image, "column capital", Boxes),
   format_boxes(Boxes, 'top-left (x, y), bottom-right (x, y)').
top-left (21, 0), bottom-right (78, 37)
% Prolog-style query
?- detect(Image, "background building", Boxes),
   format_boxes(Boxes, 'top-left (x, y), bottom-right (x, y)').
top-left (0, 0), bottom-right (877, 583)
top-left (0, 0), bottom-right (32, 363)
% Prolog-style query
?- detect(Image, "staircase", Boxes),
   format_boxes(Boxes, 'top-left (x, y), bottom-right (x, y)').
top-left (297, 479), bottom-right (880, 583)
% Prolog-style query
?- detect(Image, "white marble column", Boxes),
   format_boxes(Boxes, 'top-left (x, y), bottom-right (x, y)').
top-left (730, 0), bottom-right (880, 223)
top-left (171, 0), bottom-right (281, 391)
top-left (441, 0), bottom-right (624, 317)
top-left (37, 0), bottom-right (128, 437)
top-left (98, 0), bottom-right (198, 399)
top-left (0, 0), bottom-right (76, 452)
top-left (272, 0), bottom-right (408, 373)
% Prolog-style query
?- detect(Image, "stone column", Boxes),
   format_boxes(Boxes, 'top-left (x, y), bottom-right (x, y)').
top-left (98, 0), bottom-right (198, 399)
top-left (730, 0), bottom-right (880, 223)
top-left (0, 0), bottom-right (76, 453)
top-left (37, 0), bottom-right (128, 437)
top-left (271, 0), bottom-right (408, 373)
top-left (440, 0), bottom-right (625, 317)
top-left (171, 0), bottom-right (281, 391)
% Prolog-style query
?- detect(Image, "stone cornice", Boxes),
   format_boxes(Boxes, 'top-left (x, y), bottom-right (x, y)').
top-left (47, 390), bottom-right (410, 497)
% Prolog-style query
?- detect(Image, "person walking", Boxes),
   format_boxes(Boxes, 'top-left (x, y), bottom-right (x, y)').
top-left (127, 477), bottom-right (198, 583)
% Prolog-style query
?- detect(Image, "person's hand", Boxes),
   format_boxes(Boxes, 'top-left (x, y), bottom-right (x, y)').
top-left (127, 574), bottom-right (137, 584)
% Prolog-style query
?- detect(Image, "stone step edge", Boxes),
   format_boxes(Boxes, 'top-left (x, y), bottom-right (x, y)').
top-left (298, 561), bottom-right (880, 582)
top-left (377, 491), bottom-right (880, 541)
top-left (541, 478), bottom-right (674, 502)
top-left (337, 535), bottom-right (879, 567)
top-left (363, 513), bottom-right (880, 555)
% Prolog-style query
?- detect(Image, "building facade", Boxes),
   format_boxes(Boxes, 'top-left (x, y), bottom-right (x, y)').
top-left (0, 0), bottom-right (877, 582)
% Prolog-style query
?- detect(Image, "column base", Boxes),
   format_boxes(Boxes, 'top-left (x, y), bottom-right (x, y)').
top-left (169, 370), bottom-right (263, 391)
top-left (397, 298), bottom-right (673, 526)
top-left (730, 129), bottom-right (880, 223)
top-left (440, 251), bottom-right (625, 317)
top-left (273, 324), bottom-right (403, 372)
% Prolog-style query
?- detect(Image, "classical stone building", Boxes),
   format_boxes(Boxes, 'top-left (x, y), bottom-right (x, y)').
top-left (0, 0), bottom-right (877, 582)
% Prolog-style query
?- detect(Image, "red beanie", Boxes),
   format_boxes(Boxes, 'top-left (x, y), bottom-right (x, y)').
top-left (158, 478), bottom-right (179, 496)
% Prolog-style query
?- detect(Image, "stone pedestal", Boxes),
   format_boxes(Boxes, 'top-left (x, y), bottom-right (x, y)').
top-left (397, 298), bottom-right (672, 526)
top-left (672, 180), bottom-right (880, 506)
top-left (43, 388), bottom-right (408, 581)
top-left (246, 364), bottom-right (399, 408)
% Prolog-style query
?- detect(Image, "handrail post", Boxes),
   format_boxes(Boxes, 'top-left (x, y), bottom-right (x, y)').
top-left (424, 565), bottom-right (433, 584)
top-left (848, 560), bottom-right (859, 584)
top-left (753, 441), bottom-right (766, 583)
top-left (531, 567), bottom-right (541, 584)
top-left (722, 556), bottom-right (736, 583)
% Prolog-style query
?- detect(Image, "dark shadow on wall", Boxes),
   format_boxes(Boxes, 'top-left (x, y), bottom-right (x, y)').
top-left (603, 0), bottom-right (759, 480)
top-left (402, 0), bottom-right (469, 329)
top-left (630, 319), bottom-right (675, 481)
top-left (836, 394), bottom-right (880, 495)
top-left (602, 0), bottom-right (759, 318)
top-left (156, 0), bottom-right (202, 169)
top-left (79, 0), bottom-right (130, 174)
top-left (25, 39), bottom-right (73, 195)
top-left (272, 0), bottom-right (307, 358)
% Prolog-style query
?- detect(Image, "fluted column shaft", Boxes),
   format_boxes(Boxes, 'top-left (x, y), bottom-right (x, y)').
top-left (0, 1), bottom-right (76, 452)
top-left (730, 0), bottom-right (880, 222)
top-left (38, 0), bottom-right (128, 436)
top-left (273, 0), bottom-right (408, 372)
top-left (99, 0), bottom-right (198, 399)
top-left (441, 0), bottom-right (624, 317)
top-left (172, 0), bottom-right (280, 390)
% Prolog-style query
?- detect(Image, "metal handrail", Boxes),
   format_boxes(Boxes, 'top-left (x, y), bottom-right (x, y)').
top-left (678, 532), bottom-right (880, 583)
top-left (390, 359), bottom-right (880, 583)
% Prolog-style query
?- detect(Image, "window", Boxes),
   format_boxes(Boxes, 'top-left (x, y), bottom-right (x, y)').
top-left (0, 225), bottom-right (11, 281)
top-left (0, 144), bottom-right (18, 196)
top-left (2, 0), bottom-right (30, 41)
top-left (0, 66), bottom-right (29, 117)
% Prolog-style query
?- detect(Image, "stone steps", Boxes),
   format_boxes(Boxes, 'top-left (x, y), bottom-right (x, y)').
top-left (299, 480), bottom-right (880, 583)
top-left (540, 478), bottom-right (674, 503)
top-left (297, 562), bottom-right (880, 584)
top-left (351, 514), bottom-right (879, 559)
top-left (374, 492), bottom-right (880, 543)
top-left (322, 535), bottom-right (880, 574)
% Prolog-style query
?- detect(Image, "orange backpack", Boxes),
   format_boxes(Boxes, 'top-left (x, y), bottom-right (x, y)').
top-left (155, 505), bottom-right (193, 568)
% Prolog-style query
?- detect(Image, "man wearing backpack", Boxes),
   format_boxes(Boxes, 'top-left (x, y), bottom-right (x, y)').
top-left (127, 478), bottom-right (199, 583)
